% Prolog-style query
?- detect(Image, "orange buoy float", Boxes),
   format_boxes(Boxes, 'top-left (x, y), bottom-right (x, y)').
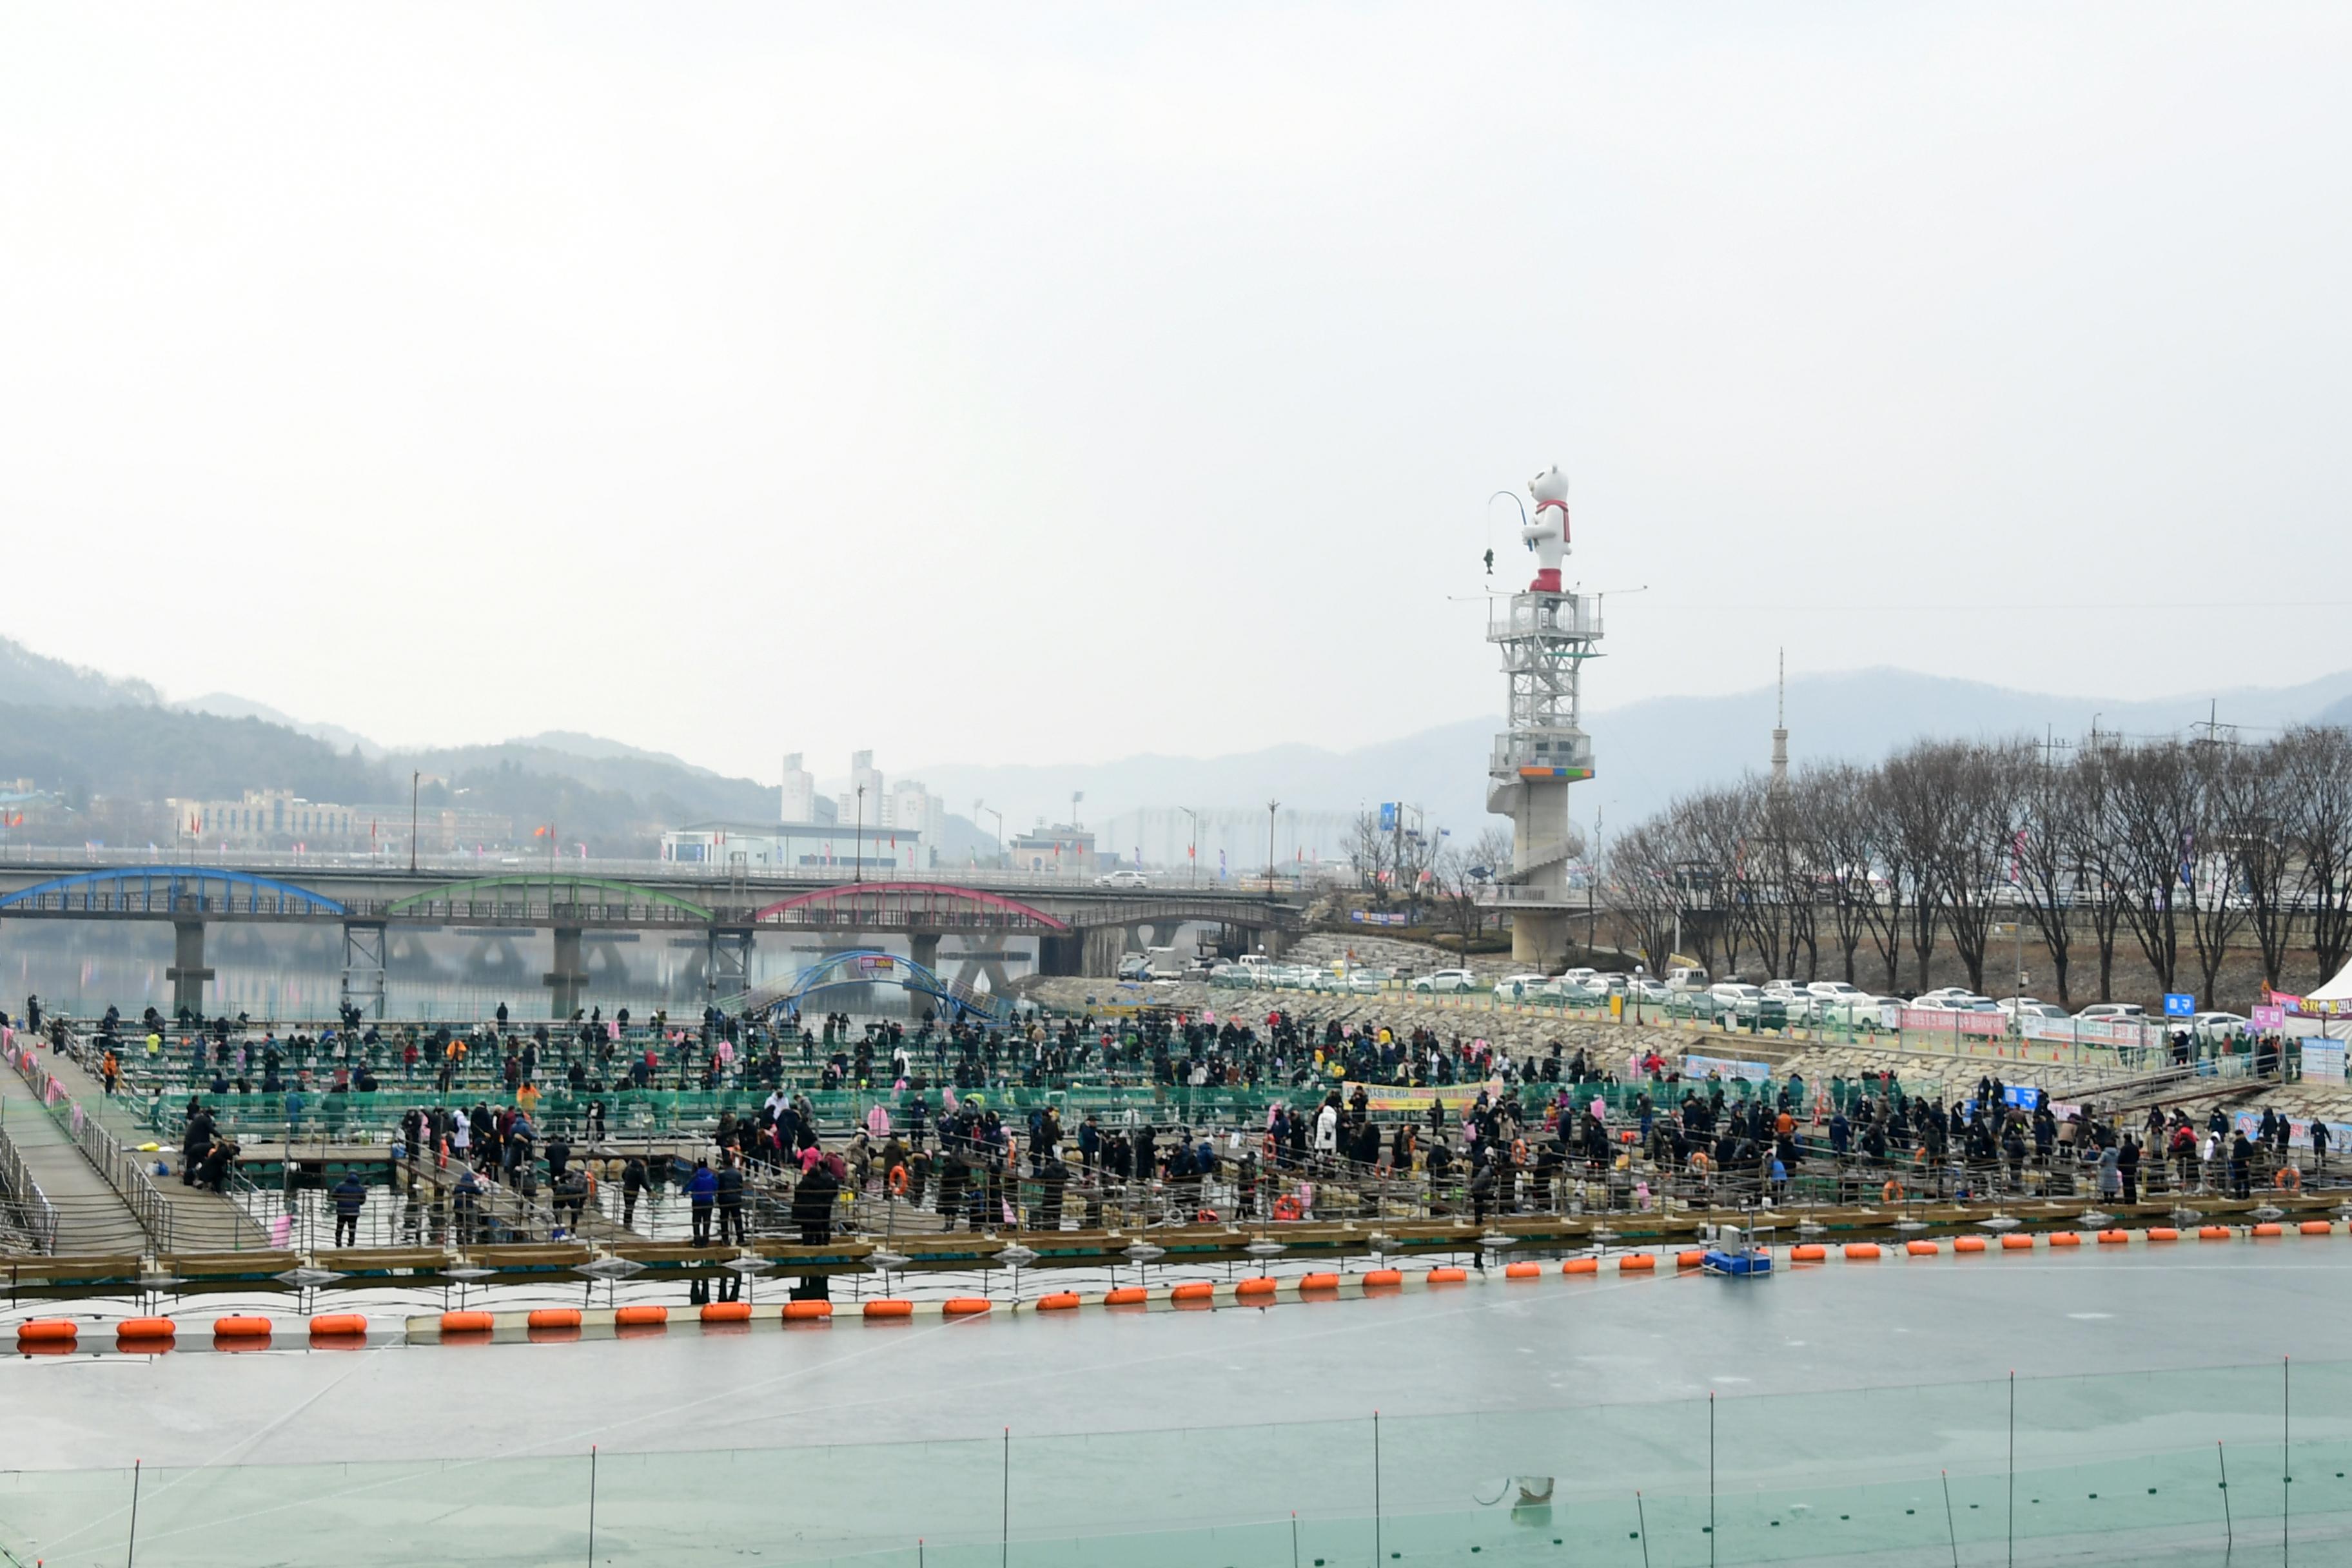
top-left (700, 1301), bottom-right (753, 1322)
top-left (2197, 1226), bottom-right (2231, 1241)
top-left (2146, 1227), bottom-right (2180, 1241)
top-left (527, 1309), bottom-right (582, 1331)
top-left (2252, 1222), bottom-right (2284, 1238)
top-left (1905, 1240), bottom-right (1939, 1256)
top-left (1104, 1287), bottom-right (1149, 1306)
top-left (1235, 1277), bottom-right (1279, 1297)
top-left (1168, 1282), bottom-right (1215, 1301)
top-left (1362, 1268), bottom-right (1403, 1288)
top-left (1425, 1267), bottom-right (1468, 1284)
top-left (2097, 1230), bottom-right (2130, 1244)
top-left (213, 1315), bottom-right (273, 1338)
top-left (1843, 1243), bottom-right (1881, 1260)
top-left (613, 1304), bottom-right (668, 1327)
top-left (1297, 1273), bottom-right (1340, 1291)
top-left (1676, 1250), bottom-right (1706, 1268)
top-left (864, 1298), bottom-right (915, 1318)
top-left (1999, 1235), bottom-right (2035, 1251)
top-left (782, 1300), bottom-right (834, 1320)
top-left (1503, 1260), bottom-right (1542, 1279)
top-left (1618, 1253), bottom-right (1657, 1271)
top-left (116, 1317), bottom-right (176, 1342)
top-left (440, 1311), bottom-right (495, 1335)
top-left (1036, 1292), bottom-right (1082, 1311)
top-left (2301, 1220), bottom-right (2334, 1236)
top-left (2046, 1232), bottom-right (2081, 1247)
top-left (1789, 1244), bottom-right (1826, 1262)
top-left (1562, 1257), bottom-right (1600, 1275)
top-left (309, 1313), bottom-right (368, 1337)
top-left (1953, 1236), bottom-right (1987, 1253)
top-left (943, 1298), bottom-right (993, 1315)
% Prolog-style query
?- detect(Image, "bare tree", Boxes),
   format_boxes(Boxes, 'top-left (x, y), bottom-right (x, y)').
top-left (1921, 741), bottom-right (2026, 995)
top-left (2106, 740), bottom-right (2193, 995)
top-left (1803, 763), bottom-right (1887, 986)
top-left (2012, 743), bottom-right (2084, 1006)
top-left (1879, 742), bottom-right (1961, 992)
top-left (1602, 819), bottom-right (1681, 972)
top-left (1676, 785), bottom-right (1753, 980)
top-left (1347, 811), bottom-right (1393, 901)
top-left (2067, 745), bottom-right (2133, 1001)
top-left (2286, 727), bottom-right (2352, 988)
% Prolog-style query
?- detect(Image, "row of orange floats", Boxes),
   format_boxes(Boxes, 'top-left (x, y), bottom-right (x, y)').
top-left (17, 1313), bottom-right (372, 1351)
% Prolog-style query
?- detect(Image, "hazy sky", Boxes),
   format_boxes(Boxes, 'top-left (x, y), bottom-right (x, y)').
top-left (4, 5), bottom-right (2347, 787)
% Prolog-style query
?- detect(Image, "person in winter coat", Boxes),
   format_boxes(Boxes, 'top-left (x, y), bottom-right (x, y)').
top-left (687, 1158), bottom-right (718, 1245)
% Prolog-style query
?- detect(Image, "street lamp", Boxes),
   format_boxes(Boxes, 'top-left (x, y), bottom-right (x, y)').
top-left (409, 771), bottom-right (420, 874)
top-left (1181, 807), bottom-right (1200, 889)
top-left (854, 785), bottom-right (867, 887)
top-left (974, 799), bottom-right (1003, 870)
top-left (1266, 799), bottom-right (1279, 892)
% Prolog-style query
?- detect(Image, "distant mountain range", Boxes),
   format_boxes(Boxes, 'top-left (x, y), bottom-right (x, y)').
top-left (3, 633), bottom-right (2347, 854)
top-left (910, 667), bottom-right (2352, 844)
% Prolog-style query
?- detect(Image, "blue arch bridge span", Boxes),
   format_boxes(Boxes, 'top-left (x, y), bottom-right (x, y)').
top-left (0, 867), bottom-right (1300, 1019)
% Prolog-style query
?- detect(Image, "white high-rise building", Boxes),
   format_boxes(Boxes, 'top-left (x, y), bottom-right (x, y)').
top-left (781, 753), bottom-right (819, 824)
top-left (838, 749), bottom-right (887, 826)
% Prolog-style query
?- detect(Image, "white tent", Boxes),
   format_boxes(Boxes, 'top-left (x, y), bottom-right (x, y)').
top-left (2297, 959), bottom-right (2352, 1050)
top-left (2308, 956), bottom-right (2352, 1004)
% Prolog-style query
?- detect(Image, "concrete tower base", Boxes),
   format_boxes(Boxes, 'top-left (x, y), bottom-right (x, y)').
top-left (1511, 908), bottom-right (1571, 969)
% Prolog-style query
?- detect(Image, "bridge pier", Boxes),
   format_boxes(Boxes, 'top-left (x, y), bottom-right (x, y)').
top-left (165, 919), bottom-right (214, 1017)
top-left (543, 926), bottom-right (588, 1019)
top-left (705, 926), bottom-right (753, 1005)
top-left (340, 920), bottom-right (387, 1019)
top-left (1082, 926), bottom-right (1126, 977)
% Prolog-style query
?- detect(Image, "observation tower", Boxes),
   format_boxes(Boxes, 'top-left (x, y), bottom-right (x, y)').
top-left (1485, 465), bottom-right (1598, 966)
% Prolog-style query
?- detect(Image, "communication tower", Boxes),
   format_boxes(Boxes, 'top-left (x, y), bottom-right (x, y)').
top-left (1485, 465), bottom-right (1598, 966)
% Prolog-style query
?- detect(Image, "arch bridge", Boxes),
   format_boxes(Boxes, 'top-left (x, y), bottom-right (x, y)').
top-left (732, 947), bottom-right (1009, 1025)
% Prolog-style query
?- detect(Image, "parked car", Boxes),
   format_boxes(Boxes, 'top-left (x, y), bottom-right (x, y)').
top-left (1093, 868), bottom-right (1149, 888)
top-left (1805, 980), bottom-right (1867, 1001)
top-left (1410, 968), bottom-right (1482, 994)
top-left (2075, 1002), bottom-right (2147, 1021)
top-left (1997, 997), bottom-right (2068, 1021)
top-left (1819, 996), bottom-right (1894, 1029)
top-left (2190, 1010), bottom-right (2248, 1041)
top-left (1708, 982), bottom-right (1765, 1019)
top-left (1495, 972), bottom-right (1552, 999)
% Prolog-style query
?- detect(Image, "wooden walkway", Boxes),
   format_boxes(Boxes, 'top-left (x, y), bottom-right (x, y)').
top-left (0, 1061), bottom-right (146, 1253)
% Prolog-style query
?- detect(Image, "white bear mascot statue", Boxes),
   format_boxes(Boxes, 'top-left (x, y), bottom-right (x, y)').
top-left (1523, 466), bottom-right (1571, 593)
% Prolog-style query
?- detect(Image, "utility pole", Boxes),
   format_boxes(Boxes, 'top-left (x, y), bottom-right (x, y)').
top-left (1266, 799), bottom-right (1280, 893)
top-left (409, 771), bottom-right (420, 874)
top-left (854, 785), bottom-right (867, 887)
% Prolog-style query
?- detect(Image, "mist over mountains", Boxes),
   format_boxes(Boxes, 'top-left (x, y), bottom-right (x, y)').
top-left (2, 634), bottom-right (2347, 855)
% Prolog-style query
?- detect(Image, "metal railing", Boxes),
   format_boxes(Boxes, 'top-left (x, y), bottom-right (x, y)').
top-left (0, 1110), bottom-right (59, 1253)
top-left (57, 1097), bottom-right (175, 1251)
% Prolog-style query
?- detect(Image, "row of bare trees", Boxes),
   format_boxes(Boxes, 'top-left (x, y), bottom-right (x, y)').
top-left (1603, 728), bottom-right (2352, 1007)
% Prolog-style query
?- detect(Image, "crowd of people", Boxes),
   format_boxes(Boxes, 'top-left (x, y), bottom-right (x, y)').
top-left (12, 992), bottom-right (2338, 1248)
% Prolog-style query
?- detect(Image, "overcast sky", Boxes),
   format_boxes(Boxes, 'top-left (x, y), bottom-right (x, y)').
top-left (3, 5), bottom-right (2346, 787)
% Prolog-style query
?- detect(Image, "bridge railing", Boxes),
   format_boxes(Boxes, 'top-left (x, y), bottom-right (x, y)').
top-left (0, 1110), bottom-right (59, 1253)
